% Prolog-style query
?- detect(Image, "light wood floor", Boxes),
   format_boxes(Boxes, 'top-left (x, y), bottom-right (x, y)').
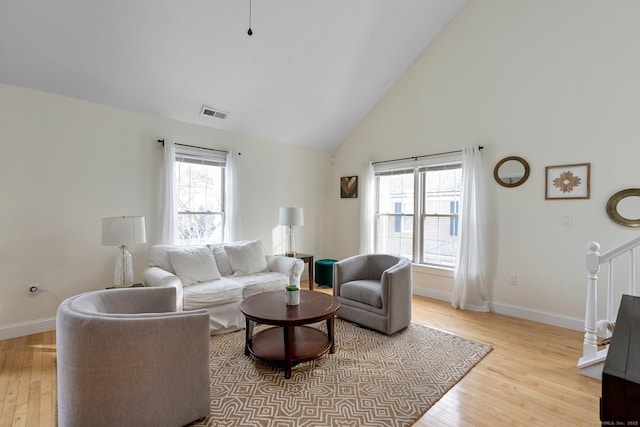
top-left (0, 283), bottom-right (601, 426)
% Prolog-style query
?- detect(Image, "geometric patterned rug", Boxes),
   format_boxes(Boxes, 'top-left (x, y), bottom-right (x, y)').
top-left (189, 319), bottom-right (492, 427)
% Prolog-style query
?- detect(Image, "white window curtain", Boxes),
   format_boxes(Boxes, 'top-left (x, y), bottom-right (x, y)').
top-left (224, 150), bottom-right (238, 242)
top-left (359, 161), bottom-right (375, 254)
top-left (161, 139), bottom-right (177, 244)
top-left (452, 145), bottom-right (489, 312)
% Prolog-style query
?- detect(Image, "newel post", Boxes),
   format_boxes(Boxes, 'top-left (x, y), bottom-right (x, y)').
top-left (583, 241), bottom-right (601, 360)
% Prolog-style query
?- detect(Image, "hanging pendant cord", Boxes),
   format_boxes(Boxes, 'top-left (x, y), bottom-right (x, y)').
top-left (247, 0), bottom-right (253, 36)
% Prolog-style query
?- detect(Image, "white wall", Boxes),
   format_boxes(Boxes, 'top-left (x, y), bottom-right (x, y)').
top-left (0, 82), bottom-right (331, 339)
top-left (330, 0), bottom-right (640, 329)
top-left (3, 0), bottom-right (639, 339)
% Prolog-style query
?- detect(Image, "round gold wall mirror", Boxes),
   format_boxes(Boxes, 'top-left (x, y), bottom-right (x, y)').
top-left (493, 156), bottom-right (530, 188)
top-left (606, 189), bottom-right (640, 227)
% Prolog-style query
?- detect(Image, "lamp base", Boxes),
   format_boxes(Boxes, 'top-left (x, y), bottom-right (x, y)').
top-left (114, 245), bottom-right (134, 287)
top-left (285, 226), bottom-right (297, 258)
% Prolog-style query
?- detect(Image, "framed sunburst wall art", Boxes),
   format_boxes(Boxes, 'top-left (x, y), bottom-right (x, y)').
top-left (340, 176), bottom-right (358, 198)
top-left (545, 163), bottom-right (591, 200)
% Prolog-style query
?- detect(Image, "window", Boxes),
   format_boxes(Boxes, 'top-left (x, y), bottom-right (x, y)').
top-left (375, 170), bottom-right (414, 259)
top-left (374, 155), bottom-right (462, 268)
top-left (420, 165), bottom-right (462, 267)
top-left (175, 151), bottom-right (226, 245)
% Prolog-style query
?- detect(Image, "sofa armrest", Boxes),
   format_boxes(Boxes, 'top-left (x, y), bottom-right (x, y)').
top-left (142, 267), bottom-right (184, 311)
top-left (266, 255), bottom-right (304, 287)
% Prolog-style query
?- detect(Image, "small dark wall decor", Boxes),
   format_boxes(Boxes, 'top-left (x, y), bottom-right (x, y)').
top-left (341, 176), bottom-right (358, 198)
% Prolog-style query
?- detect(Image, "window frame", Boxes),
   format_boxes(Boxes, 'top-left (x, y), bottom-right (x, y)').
top-left (417, 163), bottom-right (462, 268)
top-left (373, 168), bottom-right (415, 261)
top-left (373, 153), bottom-right (462, 269)
top-left (174, 148), bottom-right (227, 245)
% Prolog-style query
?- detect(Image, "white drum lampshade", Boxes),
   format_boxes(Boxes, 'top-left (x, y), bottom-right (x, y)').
top-left (102, 216), bottom-right (146, 287)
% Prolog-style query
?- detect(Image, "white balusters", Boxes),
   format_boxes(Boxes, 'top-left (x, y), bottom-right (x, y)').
top-left (607, 260), bottom-right (613, 323)
top-left (580, 236), bottom-right (640, 378)
top-left (630, 248), bottom-right (636, 295)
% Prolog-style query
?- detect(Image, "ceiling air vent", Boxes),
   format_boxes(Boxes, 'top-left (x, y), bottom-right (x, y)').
top-left (201, 106), bottom-right (228, 119)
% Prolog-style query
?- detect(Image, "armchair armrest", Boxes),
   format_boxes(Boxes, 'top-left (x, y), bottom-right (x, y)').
top-left (142, 267), bottom-right (184, 311)
top-left (266, 255), bottom-right (304, 287)
top-left (381, 258), bottom-right (412, 293)
top-left (380, 257), bottom-right (413, 315)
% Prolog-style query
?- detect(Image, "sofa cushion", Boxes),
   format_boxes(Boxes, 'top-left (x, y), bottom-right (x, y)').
top-left (148, 244), bottom-right (180, 273)
top-left (232, 272), bottom-right (290, 299)
top-left (225, 239), bottom-right (268, 276)
top-left (169, 247), bottom-right (221, 287)
top-left (182, 278), bottom-right (243, 310)
top-left (210, 244), bottom-right (234, 276)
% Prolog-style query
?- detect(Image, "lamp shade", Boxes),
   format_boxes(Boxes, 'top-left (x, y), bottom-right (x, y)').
top-left (102, 216), bottom-right (147, 246)
top-left (279, 207), bottom-right (303, 227)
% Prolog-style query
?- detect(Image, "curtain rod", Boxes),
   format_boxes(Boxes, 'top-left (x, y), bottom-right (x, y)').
top-left (372, 146), bottom-right (483, 166)
top-left (157, 139), bottom-right (228, 155)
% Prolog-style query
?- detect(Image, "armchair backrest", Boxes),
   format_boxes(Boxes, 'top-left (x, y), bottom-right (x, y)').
top-left (56, 286), bottom-right (210, 427)
top-left (335, 254), bottom-right (410, 284)
top-left (67, 287), bottom-right (177, 315)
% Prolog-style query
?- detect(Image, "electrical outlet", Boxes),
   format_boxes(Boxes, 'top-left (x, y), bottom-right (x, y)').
top-left (509, 274), bottom-right (517, 286)
top-left (28, 283), bottom-right (40, 295)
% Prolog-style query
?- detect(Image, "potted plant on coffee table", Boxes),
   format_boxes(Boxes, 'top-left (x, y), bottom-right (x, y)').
top-left (284, 284), bottom-right (300, 306)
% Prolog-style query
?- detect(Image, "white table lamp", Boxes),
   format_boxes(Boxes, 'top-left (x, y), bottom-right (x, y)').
top-left (279, 207), bottom-right (303, 257)
top-left (102, 216), bottom-right (146, 287)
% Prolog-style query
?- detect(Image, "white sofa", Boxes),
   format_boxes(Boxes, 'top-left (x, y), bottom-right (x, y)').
top-left (142, 239), bottom-right (304, 334)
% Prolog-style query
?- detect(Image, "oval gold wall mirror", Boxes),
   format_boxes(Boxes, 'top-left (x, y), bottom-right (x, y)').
top-left (606, 188), bottom-right (640, 227)
top-left (493, 156), bottom-right (530, 188)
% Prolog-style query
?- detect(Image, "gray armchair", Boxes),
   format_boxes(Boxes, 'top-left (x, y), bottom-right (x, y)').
top-left (333, 254), bottom-right (412, 335)
top-left (56, 287), bottom-right (210, 427)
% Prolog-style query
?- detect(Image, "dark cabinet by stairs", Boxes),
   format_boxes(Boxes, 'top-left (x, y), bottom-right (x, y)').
top-left (601, 294), bottom-right (640, 424)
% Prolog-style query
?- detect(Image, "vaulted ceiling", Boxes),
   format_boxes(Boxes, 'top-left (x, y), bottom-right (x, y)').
top-left (0, 0), bottom-right (466, 151)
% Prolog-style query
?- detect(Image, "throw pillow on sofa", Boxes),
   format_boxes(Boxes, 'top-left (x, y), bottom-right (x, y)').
top-left (210, 244), bottom-right (234, 276)
top-left (169, 246), bottom-right (221, 286)
top-left (225, 239), bottom-right (268, 276)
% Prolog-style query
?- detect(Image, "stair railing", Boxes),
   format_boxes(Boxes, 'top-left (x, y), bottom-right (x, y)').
top-left (579, 236), bottom-right (640, 375)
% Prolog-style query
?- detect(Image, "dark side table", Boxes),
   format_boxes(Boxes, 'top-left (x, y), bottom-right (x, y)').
top-left (294, 253), bottom-right (314, 290)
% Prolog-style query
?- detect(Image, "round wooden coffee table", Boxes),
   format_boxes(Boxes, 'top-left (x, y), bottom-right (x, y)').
top-left (239, 290), bottom-right (340, 379)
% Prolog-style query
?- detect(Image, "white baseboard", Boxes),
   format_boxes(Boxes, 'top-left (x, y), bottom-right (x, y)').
top-left (412, 287), bottom-right (584, 332)
top-left (0, 317), bottom-right (56, 341)
top-left (412, 287), bottom-right (452, 303)
top-left (491, 301), bottom-right (583, 331)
